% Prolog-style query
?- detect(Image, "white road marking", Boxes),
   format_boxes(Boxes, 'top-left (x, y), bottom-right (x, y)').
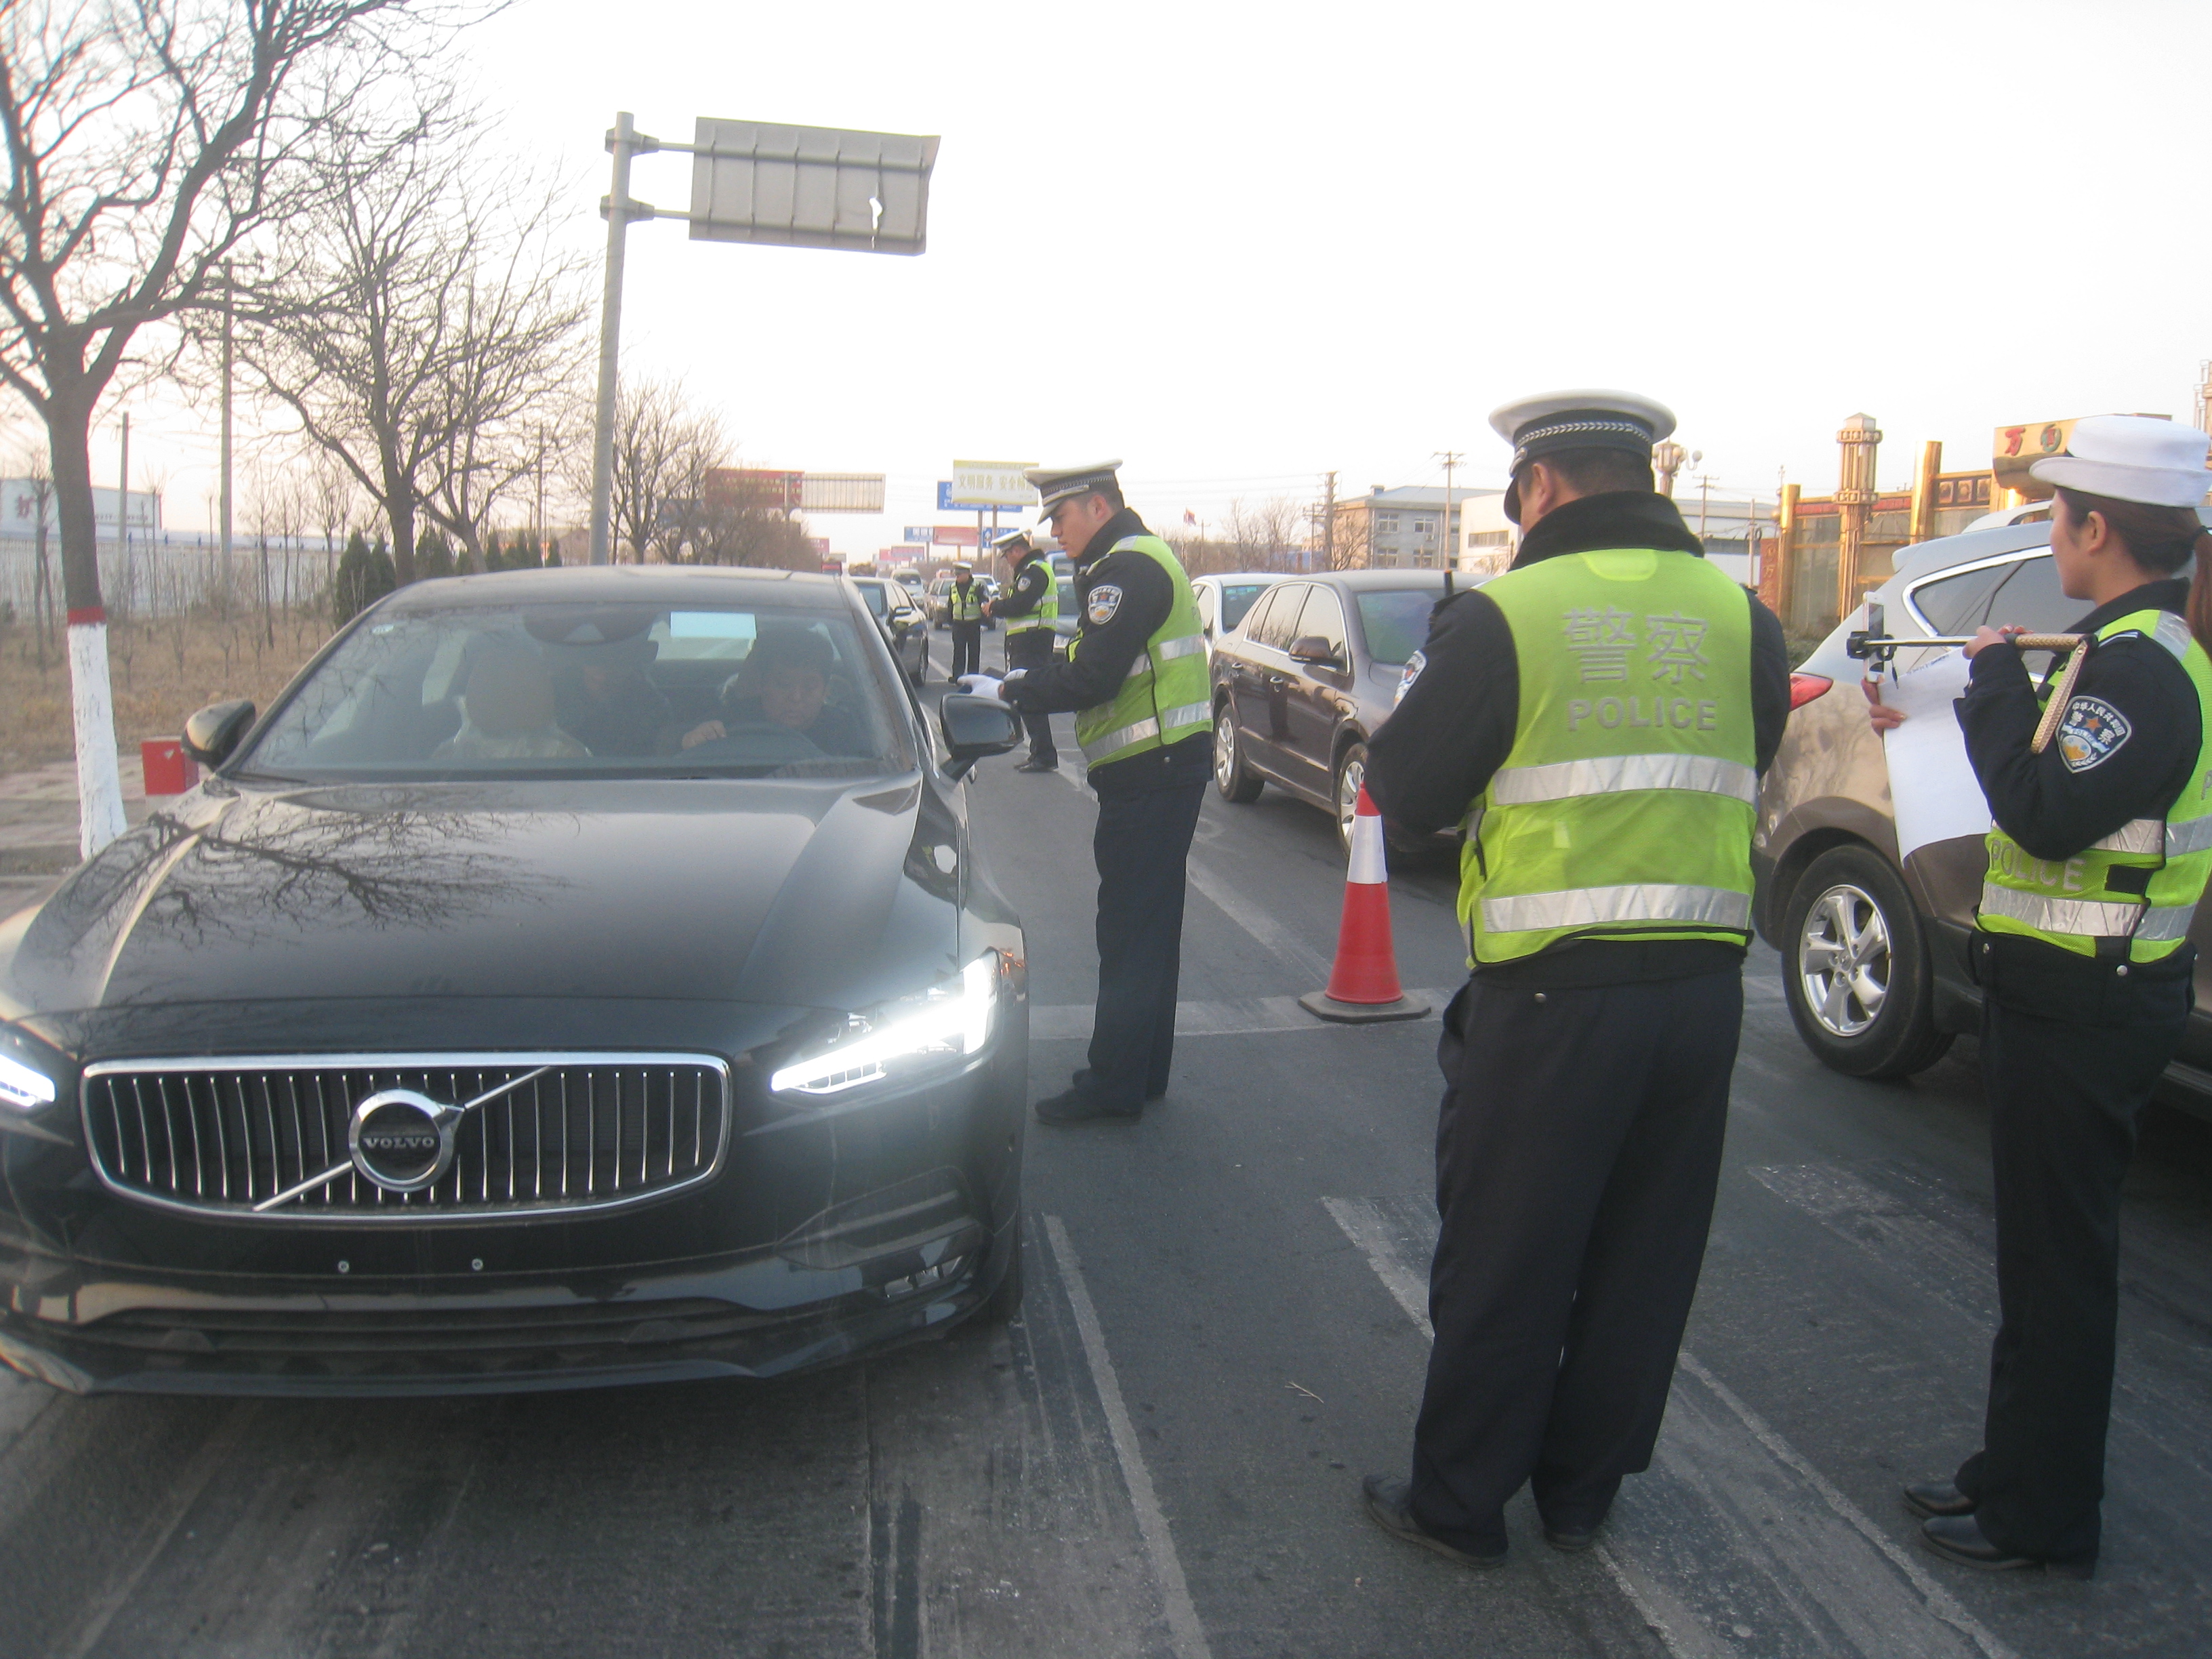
top-left (1324, 1194), bottom-right (2020, 1659)
top-left (1033, 992), bottom-right (1446, 1042)
top-left (1042, 1215), bottom-right (1214, 1659)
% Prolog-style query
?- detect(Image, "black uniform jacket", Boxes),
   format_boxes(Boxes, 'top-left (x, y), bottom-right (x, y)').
top-left (994, 555), bottom-right (1052, 623)
top-left (1959, 577), bottom-right (2203, 1000)
top-left (1366, 491), bottom-right (1791, 987)
top-left (1004, 508), bottom-right (1211, 796)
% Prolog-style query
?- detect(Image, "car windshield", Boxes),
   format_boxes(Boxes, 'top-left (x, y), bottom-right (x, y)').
top-left (1219, 583), bottom-right (1271, 630)
top-left (1355, 589), bottom-right (1439, 665)
top-left (244, 599), bottom-right (914, 780)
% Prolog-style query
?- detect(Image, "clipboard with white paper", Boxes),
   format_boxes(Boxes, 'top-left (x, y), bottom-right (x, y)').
top-left (1877, 651), bottom-right (1991, 862)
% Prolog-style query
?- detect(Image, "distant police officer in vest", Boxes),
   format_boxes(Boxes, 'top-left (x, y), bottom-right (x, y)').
top-left (946, 563), bottom-right (985, 681)
top-left (989, 525), bottom-right (1061, 772)
top-left (1867, 415), bottom-right (2212, 1579)
top-left (977, 461), bottom-right (1211, 1123)
top-left (1359, 392), bottom-right (1790, 1567)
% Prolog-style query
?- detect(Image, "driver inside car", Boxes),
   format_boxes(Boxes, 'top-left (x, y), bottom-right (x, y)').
top-left (680, 625), bottom-right (869, 757)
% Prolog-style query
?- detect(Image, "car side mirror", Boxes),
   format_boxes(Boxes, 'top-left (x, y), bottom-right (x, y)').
top-left (1287, 635), bottom-right (1343, 668)
top-left (938, 693), bottom-right (1021, 780)
top-left (182, 699), bottom-right (257, 769)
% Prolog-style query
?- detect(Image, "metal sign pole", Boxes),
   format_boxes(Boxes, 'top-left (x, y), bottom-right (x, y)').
top-left (590, 112), bottom-right (647, 566)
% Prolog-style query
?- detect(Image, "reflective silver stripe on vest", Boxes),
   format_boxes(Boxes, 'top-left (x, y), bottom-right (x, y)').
top-left (1976, 882), bottom-right (2189, 939)
top-left (2091, 818), bottom-right (2165, 855)
top-left (2153, 611), bottom-right (2195, 659)
top-left (1489, 753), bottom-right (1757, 808)
top-left (1079, 701), bottom-right (1212, 763)
top-left (1479, 883), bottom-right (1753, 935)
top-left (2169, 814), bottom-right (2212, 856)
top-left (1121, 632), bottom-right (1207, 680)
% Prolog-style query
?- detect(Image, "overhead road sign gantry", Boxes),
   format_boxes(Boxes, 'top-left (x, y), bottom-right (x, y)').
top-left (587, 113), bottom-right (941, 565)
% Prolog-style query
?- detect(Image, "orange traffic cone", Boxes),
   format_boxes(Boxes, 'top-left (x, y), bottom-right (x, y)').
top-left (1300, 786), bottom-right (1430, 1024)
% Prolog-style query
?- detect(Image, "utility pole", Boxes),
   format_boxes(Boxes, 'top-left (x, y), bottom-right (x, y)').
top-left (590, 113), bottom-right (646, 565)
top-left (116, 413), bottom-right (129, 619)
top-left (1696, 472), bottom-right (1712, 541)
top-left (1434, 451), bottom-right (1462, 571)
top-left (1322, 470), bottom-right (1336, 570)
top-left (220, 260), bottom-right (234, 581)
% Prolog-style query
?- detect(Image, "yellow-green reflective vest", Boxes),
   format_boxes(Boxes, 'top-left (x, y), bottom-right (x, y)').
top-left (1460, 548), bottom-right (1758, 965)
top-left (1069, 535), bottom-right (1210, 768)
top-left (1006, 557), bottom-right (1057, 636)
top-left (1978, 608), bottom-right (2212, 960)
top-left (949, 584), bottom-right (983, 623)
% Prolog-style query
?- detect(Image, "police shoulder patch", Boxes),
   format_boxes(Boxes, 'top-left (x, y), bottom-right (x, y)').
top-left (1086, 584), bottom-right (1123, 626)
top-left (2056, 695), bottom-right (2132, 773)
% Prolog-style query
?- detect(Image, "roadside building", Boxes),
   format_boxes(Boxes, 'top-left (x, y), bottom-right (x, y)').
top-left (1331, 485), bottom-right (1504, 571)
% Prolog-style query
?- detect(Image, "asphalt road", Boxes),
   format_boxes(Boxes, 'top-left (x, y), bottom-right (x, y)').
top-left (3, 682), bottom-right (2210, 1658)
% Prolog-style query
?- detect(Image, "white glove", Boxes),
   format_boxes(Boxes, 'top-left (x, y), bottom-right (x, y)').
top-left (955, 674), bottom-right (1006, 700)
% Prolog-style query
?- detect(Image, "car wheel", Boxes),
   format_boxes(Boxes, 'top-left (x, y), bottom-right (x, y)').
top-left (981, 1223), bottom-right (1023, 1324)
top-left (1334, 741), bottom-right (1370, 857)
top-left (1780, 844), bottom-right (1954, 1080)
top-left (1214, 705), bottom-right (1263, 802)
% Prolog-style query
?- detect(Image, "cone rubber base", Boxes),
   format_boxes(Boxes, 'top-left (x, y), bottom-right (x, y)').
top-left (1299, 990), bottom-right (1431, 1025)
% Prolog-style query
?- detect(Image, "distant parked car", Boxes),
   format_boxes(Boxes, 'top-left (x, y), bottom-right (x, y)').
top-left (849, 576), bottom-right (930, 685)
top-left (1193, 572), bottom-right (1291, 663)
top-left (1208, 569), bottom-right (1451, 853)
top-left (1755, 514), bottom-right (2212, 1120)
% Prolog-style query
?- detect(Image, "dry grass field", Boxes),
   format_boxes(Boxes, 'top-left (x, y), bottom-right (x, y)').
top-left (0, 607), bottom-right (332, 773)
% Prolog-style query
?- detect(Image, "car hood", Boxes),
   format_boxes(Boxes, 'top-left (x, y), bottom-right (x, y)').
top-left (0, 774), bottom-right (966, 1026)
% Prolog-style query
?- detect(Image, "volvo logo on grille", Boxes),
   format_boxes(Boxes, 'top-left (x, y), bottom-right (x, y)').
top-left (349, 1090), bottom-right (460, 1193)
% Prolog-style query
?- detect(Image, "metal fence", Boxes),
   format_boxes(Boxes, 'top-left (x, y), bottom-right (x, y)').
top-left (0, 531), bottom-right (344, 623)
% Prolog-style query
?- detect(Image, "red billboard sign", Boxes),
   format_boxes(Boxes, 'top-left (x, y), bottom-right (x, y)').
top-left (931, 525), bottom-right (979, 547)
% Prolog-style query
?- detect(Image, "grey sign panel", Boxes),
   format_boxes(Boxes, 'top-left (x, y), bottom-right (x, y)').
top-left (799, 473), bottom-right (887, 513)
top-left (689, 120), bottom-right (939, 255)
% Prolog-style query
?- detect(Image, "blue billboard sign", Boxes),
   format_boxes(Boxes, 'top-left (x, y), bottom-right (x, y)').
top-left (903, 526), bottom-right (933, 543)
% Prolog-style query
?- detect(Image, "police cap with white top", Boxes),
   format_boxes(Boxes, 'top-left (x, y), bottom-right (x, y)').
top-left (1488, 390), bottom-right (1677, 523)
top-left (1024, 460), bottom-right (1123, 513)
top-left (2030, 414), bottom-right (2212, 509)
top-left (994, 527), bottom-right (1034, 555)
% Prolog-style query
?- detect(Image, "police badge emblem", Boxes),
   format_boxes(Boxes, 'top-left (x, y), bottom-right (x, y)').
top-left (1086, 585), bottom-right (1123, 626)
top-left (2056, 695), bottom-right (2132, 773)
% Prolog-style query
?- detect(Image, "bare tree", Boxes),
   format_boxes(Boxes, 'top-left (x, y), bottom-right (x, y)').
top-left (0, 0), bottom-right (458, 853)
top-left (17, 446), bottom-right (56, 665)
top-left (573, 377), bottom-right (726, 565)
top-left (308, 444), bottom-right (352, 592)
top-left (1326, 499), bottom-right (1372, 571)
top-left (230, 114), bottom-right (587, 584)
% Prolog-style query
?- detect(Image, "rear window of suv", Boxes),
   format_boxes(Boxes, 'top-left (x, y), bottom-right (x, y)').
top-left (1906, 553), bottom-right (2074, 637)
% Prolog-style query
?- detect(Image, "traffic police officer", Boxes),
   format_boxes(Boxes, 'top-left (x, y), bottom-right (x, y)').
top-left (1871, 415), bottom-right (2212, 1578)
top-left (975, 461), bottom-right (1210, 1123)
top-left (1359, 392), bottom-right (1790, 1565)
top-left (945, 563), bottom-right (985, 682)
top-left (989, 525), bottom-right (1061, 772)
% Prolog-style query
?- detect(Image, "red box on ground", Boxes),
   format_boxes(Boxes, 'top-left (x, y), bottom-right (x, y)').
top-left (141, 739), bottom-right (198, 796)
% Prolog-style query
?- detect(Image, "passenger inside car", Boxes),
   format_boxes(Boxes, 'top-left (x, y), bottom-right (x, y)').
top-left (435, 644), bottom-right (590, 761)
top-left (680, 625), bottom-right (871, 758)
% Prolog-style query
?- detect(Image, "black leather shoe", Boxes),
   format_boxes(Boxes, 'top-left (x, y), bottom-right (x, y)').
top-left (1015, 756), bottom-right (1057, 773)
top-left (1903, 1481), bottom-right (1975, 1519)
top-left (1033, 1086), bottom-right (1141, 1125)
top-left (1541, 1517), bottom-right (1604, 1552)
top-left (1361, 1475), bottom-right (1507, 1569)
top-left (1919, 1514), bottom-right (2095, 1580)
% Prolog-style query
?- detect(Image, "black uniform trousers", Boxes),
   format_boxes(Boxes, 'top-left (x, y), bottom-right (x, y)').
top-left (1003, 629), bottom-right (1059, 763)
top-left (1410, 968), bottom-right (1741, 1554)
top-left (1954, 964), bottom-right (2190, 1565)
top-left (1073, 762), bottom-right (1207, 1112)
top-left (948, 620), bottom-right (982, 681)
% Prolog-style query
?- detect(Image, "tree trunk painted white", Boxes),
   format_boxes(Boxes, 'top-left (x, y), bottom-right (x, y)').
top-left (68, 615), bottom-right (128, 858)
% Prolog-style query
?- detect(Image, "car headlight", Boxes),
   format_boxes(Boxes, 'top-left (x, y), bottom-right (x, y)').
top-left (0, 1051), bottom-right (58, 1111)
top-left (771, 954), bottom-right (1002, 1097)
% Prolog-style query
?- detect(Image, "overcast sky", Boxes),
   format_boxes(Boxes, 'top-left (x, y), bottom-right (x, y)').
top-left (43, 0), bottom-right (2212, 554)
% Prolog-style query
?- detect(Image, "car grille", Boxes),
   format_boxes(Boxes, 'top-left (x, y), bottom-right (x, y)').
top-left (81, 1054), bottom-right (729, 1221)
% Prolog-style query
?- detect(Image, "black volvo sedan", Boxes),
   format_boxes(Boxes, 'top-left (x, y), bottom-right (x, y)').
top-left (0, 567), bottom-right (1029, 1395)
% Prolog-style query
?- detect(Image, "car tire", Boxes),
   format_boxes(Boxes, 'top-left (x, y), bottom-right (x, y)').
top-left (1214, 704), bottom-right (1263, 802)
top-left (1780, 844), bottom-right (1954, 1080)
top-left (1334, 741), bottom-right (1372, 859)
top-left (981, 1223), bottom-right (1023, 1324)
